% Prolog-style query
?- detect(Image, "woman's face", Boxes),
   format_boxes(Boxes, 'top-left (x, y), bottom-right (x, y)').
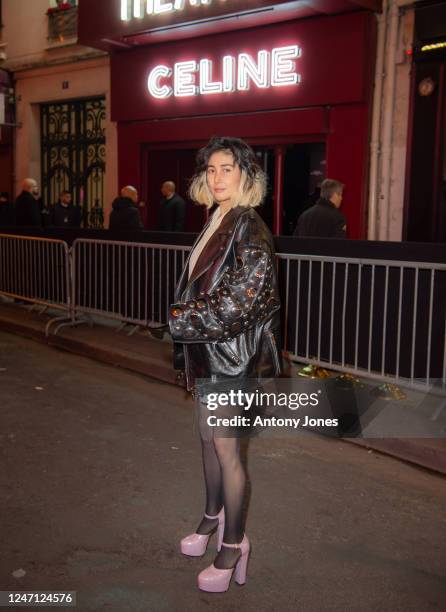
top-left (206, 150), bottom-right (242, 207)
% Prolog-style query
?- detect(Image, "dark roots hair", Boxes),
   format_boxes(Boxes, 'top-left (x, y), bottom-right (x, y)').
top-left (189, 136), bottom-right (267, 209)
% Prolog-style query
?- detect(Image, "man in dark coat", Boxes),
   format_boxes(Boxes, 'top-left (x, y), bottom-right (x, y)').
top-left (14, 178), bottom-right (42, 227)
top-left (294, 178), bottom-right (347, 238)
top-left (49, 190), bottom-right (82, 228)
top-left (0, 192), bottom-right (14, 226)
top-left (109, 186), bottom-right (143, 231)
top-left (158, 181), bottom-right (186, 232)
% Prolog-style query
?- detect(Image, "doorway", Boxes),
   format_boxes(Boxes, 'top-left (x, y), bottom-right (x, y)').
top-left (283, 143), bottom-right (326, 236)
top-left (405, 59), bottom-right (446, 242)
top-left (40, 96), bottom-right (106, 228)
top-left (143, 141), bottom-right (326, 234)
top-left (144, 147), bottom-right (205, 232)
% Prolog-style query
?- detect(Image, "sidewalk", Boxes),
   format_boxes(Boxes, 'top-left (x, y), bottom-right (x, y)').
top-left (0, 300), bottom-right (178, 386)
top-left (0, 299), bottom-right (445, 475)
top-left (2, 332), bottom-right (445, 611)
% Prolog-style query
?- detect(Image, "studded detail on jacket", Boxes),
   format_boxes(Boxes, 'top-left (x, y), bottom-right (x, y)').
top-left (169, 206), bottom-right (282, 393)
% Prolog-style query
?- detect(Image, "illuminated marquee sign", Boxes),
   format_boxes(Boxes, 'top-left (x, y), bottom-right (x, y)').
top-left (147, 45), bottom-right (301, 99)
top-left (121, 0), bottom-right (225, 20)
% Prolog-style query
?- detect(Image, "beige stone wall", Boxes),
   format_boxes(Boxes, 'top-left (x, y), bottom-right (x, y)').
top-left (369, 4), bottom-right (415, 242)
top-left (1, 0), bottom-right (116, 226)
top-left (1, 0), bottom-right (102, 72)
top-left (387, 7), bottom-right (415, 241)
top-left (1, 0), bottom-right (51, 68)
top-left (14, 57), bottom-right (117, 225)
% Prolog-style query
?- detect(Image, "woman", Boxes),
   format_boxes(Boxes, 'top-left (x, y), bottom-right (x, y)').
top-left (168, 136), bottom-right (281, 592)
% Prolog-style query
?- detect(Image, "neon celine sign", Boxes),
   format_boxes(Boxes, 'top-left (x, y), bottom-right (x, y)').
top-left (147, 46), bottom-right (301, 99)
top-left (121, 0), bottom-right (224, 20)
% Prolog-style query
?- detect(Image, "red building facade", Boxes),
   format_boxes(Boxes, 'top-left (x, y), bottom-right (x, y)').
top-left (79, 0), bottom-right (379, 237)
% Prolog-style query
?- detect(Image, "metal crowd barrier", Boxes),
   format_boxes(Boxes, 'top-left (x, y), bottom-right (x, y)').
top-left (71, 238), bottom-right (190, 329)
top-left (1, 234), bottom-right (444, 393)
top-left (277, 254), bottom-right (446, 391)
top-left (0, 234), bottom-right (72, 333)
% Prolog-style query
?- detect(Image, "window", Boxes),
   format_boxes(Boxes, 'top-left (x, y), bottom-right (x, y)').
top-left (47, 0), bottom-right (78, 42)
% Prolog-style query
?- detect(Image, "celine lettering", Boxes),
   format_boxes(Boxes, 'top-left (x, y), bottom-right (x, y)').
top-left (147, 46), bottom-right (301, 99)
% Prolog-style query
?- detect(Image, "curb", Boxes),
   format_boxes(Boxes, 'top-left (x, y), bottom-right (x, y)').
top-left (0, 304), bottom-right (444, 475)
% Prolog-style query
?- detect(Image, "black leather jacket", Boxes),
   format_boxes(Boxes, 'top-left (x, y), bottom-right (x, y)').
top-left (169, 206), bottom-right (282, 393)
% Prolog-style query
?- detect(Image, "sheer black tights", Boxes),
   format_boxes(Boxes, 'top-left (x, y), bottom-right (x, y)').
top-left (196, 436), bottom-right (246, 569)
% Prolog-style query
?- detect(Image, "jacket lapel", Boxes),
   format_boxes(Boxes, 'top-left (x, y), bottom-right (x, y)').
top-left (174, 215), bottom-right (212, 301)
top-left (187, 207), bottom-right (243, 287)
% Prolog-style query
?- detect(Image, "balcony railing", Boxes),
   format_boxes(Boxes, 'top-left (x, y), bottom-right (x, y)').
top-left (47, 6), bottom-right (77, 43)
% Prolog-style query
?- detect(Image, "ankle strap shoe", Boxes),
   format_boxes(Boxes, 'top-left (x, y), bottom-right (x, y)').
top-left (197, 534), bottom-right (250, 592)
top-left (180, 508), bottom-right (225, 557)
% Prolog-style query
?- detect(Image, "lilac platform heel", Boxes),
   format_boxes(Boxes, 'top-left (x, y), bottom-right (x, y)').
top-left (180, 508), bottom-right (225, 557)
top-left (197, 534), bottom-right (250, 592)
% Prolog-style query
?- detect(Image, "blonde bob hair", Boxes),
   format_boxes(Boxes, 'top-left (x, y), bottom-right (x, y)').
top-left (189, 136), bottom-right (267, 209)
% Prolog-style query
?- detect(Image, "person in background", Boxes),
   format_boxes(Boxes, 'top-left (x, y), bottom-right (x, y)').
top-left (49, 190), bottom-right (82, 228)
top-left (109, 186), bottom-right (143, 231)
top-left (0, 192), bottom-right (14, 227)
top-left (294, 178), bottom-right (347, 238)
top-left (15, 179), bottom-right (42, 227)
top-left (158, 181), bottom-right (186, 232)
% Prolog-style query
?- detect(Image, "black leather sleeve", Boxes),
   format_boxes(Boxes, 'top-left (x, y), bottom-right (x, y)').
top-left (168, 240), bottom-right (279, 344)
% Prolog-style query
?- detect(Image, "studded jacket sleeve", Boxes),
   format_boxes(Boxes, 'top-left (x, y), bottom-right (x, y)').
top-left (169, 240), bottom-right (279, 344)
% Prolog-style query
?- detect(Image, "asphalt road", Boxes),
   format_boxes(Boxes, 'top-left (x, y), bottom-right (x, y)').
top-left (0, 331), bottom-right (445, 612)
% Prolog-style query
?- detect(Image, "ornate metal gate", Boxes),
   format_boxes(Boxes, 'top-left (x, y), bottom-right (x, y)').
top-left (40, 96), bottom-right (106, 228)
